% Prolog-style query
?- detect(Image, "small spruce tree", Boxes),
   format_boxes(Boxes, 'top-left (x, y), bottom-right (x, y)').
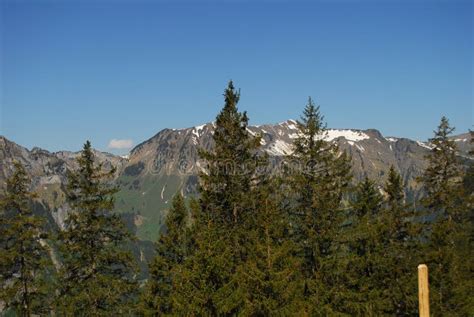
top-left (419, 117), bottom-right (474, 315)
top-left (0, 162), bottom-right (54, 316)
top-left (56, 141), bottom-right (138, 315)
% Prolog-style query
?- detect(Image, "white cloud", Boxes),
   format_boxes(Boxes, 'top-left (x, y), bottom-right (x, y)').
top-left (108, 139), bottom-right (133, 150)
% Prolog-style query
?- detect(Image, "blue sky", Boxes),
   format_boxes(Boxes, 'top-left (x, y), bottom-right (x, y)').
top-left (1, 0), bottom-right (472, 154)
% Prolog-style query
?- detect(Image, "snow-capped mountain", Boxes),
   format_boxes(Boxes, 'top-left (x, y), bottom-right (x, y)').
top-left (0, 121), bottom-right (472, 241)
top-left (115, 121), bottom-right (471, 241)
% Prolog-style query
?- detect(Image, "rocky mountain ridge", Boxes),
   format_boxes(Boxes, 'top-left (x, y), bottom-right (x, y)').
top-left (1, 122), bottom-right (472, 241)
top-left (0, 136), bottom-right (127, 228)
top-left (115, 120), bottom-right (471, 241)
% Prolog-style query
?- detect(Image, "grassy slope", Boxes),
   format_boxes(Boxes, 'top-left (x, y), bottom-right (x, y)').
top-left (114, 173), bottom-right (187, 241)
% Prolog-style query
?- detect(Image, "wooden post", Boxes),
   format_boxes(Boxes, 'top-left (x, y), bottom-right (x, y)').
top-left (418, 264), bottom-right (430, 317)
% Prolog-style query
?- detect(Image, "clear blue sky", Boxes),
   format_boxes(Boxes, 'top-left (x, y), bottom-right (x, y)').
top-left (1, 0), bottom-right (472, 154)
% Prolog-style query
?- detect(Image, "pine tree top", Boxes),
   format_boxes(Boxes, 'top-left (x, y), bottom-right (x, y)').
top-left (164, 193), bottom-right (187, 234)
top-left (384, 165), bottom-right (404, 204)
top-left (292, 97), bottom-right (331, 162)
top-left (2, 161), bottom-right (37, 214)
top-left (352, 177), bottom-right (383, 218)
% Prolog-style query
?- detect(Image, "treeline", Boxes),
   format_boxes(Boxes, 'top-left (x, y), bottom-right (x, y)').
top-left (1, 81), bottom-right (473, 316)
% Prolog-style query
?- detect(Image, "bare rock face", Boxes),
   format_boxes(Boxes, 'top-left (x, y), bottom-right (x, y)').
top-left (114, 121), bottom-right (472, 241)
top-left (1, 123), bottom-right (472, 242)
top-left (0, 136), bottom-right (128, 229)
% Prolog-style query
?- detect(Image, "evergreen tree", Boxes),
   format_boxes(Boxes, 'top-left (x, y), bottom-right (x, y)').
top-left (286, 97), bottom-right (352, 314)
top-left (220, 177), bottom-right (304, 316)
top-left (380, 166), bottom-right (419, 315)
top-left (419, 117), bottom-right (474, 315)
top-left (350, 177), bottom-right (383, 218)
top-left (56, 141), bottom-right (138, 315)
top-left (385, 165), bottom-right (404, 205)
top-left (172, 198), bottom-right (230, 315)
top-left (0, 162), bottom-right (53, 316)
top-left (463, 130), bottom-right (474, 244)
top-left (198, 80), bottom-right (262, 226)
top-left (421, 117), bottom-right (463, 211)
top-left (339, 177), bottom-right (385, 316)
top-left (173, 81), bottom-right (264, 315)
top-left (463, 130), bottom-right (474, 195)
top-left (140, 193), bottom-right (188, 315)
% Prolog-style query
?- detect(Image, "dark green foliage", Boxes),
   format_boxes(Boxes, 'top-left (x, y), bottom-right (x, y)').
top-left (420, 117), bottom-right (463, 211)
top-left (171, 81), bottom-right (265, 315)
top-left (56, 141), bottom-right (138, 315)
top-left (419, 117), bottom-right (474, 315)
top-left (0, 162), bottom-right (54, 316)
top-left (198, 80), bottom-right (263, 226)
top-left (140, 193), bottom-right (188, 315)
top-left (286, 97), bottom-right (352, 314)
top-left (222, 176), bottom-right (304, 316)
top-left (385, 165), bottom-right (404, 205)
top-left (172, 200), bottom-right (235, 315)
top-left (350, 177), bottom-right (383, 218)
top-left (463, 130), bottom-right (474, 195)
top-left (380, 166), bottom-right (420, 315)
top-left (464, 131), bottom-right (474, 247)
top-left (339, 171), bottom-right (420, 316)
top-left (339, 177), bottom-right (385, 315)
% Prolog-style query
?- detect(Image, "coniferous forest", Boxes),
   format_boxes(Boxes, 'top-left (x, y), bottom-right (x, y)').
top-left (1, 82), bottom-right (473, 316)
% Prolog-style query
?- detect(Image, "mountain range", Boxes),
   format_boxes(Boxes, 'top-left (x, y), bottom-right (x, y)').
top-left (1, 121), bottom-right (472, 242)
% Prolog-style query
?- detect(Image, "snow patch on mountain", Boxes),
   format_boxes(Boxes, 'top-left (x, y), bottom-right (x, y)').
top-left (323, 129), bottom-right (370, 142)
top-left (246, 128), bottom-right (257, 136)
top-left (287, 129), bottom-right (370, 142)
top-left (266, 140), bottom-right (293, 156)
top-left (416, 141), bottom-right (433, 150)
top-left (355, 144), bottom-right (365, 152)
top-left (283, 119), bottom-right (298, 131)
top-left (193, 124), bottom-right (206, 138)
top-left (160, 185), bottom-right (166, 200)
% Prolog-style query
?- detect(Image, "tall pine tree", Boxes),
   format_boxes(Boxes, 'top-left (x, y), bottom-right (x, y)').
top-left (198, 80), bottom-right (262, 227)
top-left (419, 117), bottom-right (473, 315)
top-left (173, 81), bottom-right (264, 315)
top-left (0, 162), bottom-right (53, 316)
top-left (56, 141), bottom-right (138, 315)
top-left (286, 97), bottom-right (352, 314)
